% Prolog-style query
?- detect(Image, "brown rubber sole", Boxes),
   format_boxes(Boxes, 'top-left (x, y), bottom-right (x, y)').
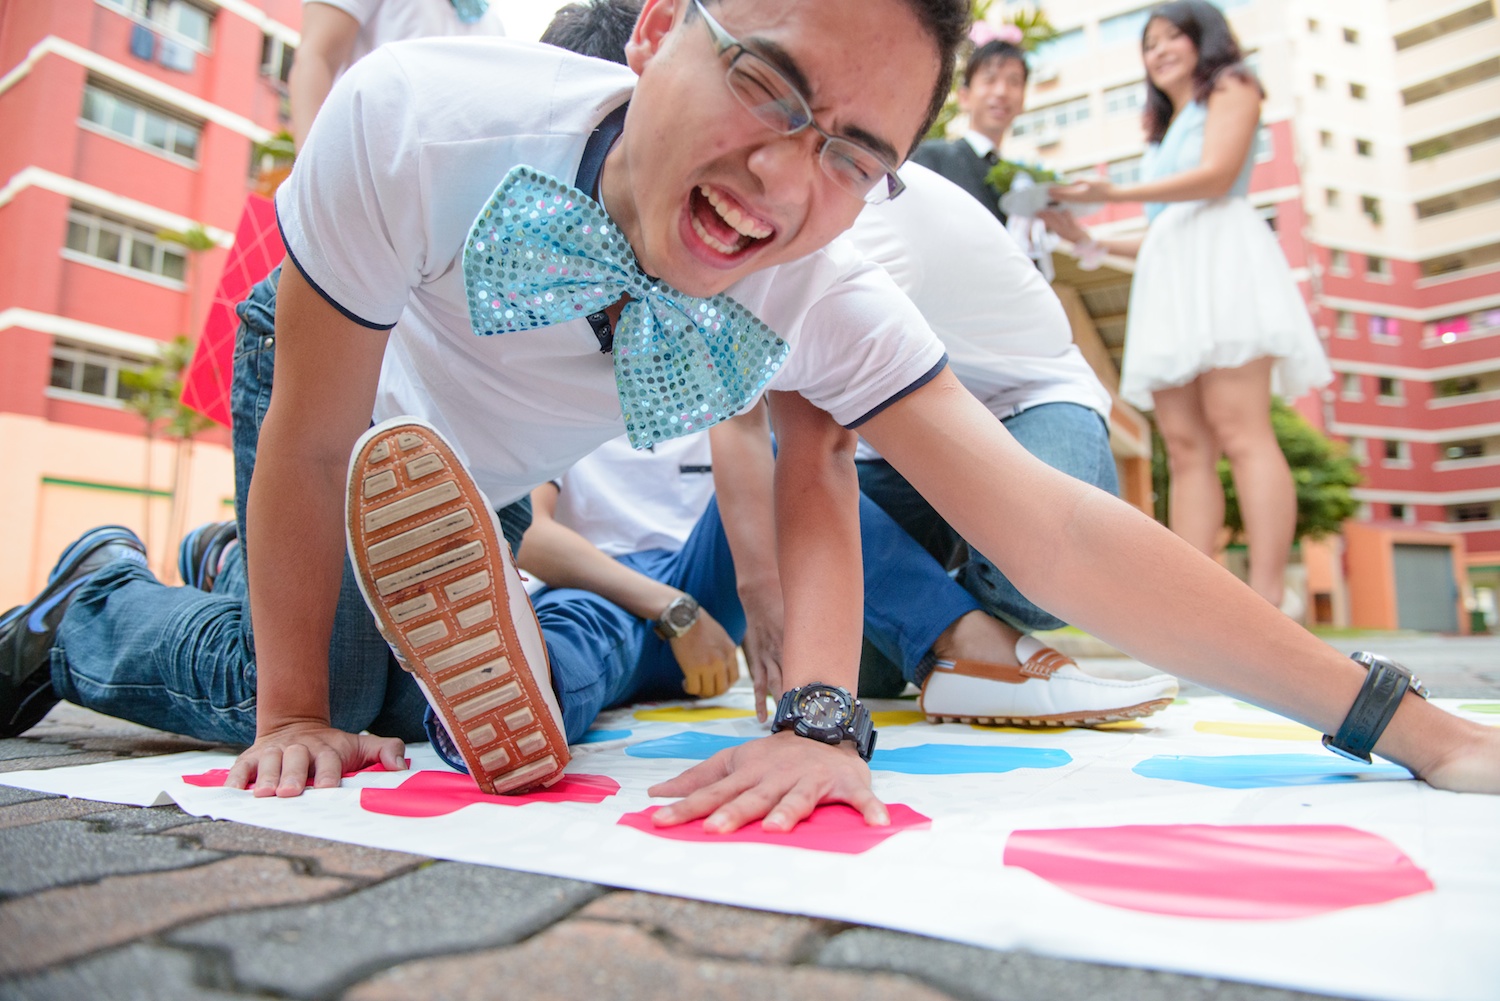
top-left (923, 697), bottom-right (1175, 728)
top-left (346, 420), bottom-right (569, 794)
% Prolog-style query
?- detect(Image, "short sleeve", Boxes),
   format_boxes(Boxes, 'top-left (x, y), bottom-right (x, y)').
top-left (275, 47), bottom-right (425, 329)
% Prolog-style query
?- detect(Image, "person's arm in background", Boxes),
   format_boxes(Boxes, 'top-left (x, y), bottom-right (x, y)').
top-left (707, 402), bottom-right (784, 720)
top-left (649, 390), bottom-right (885, 832)
top-left (1035, 208), bottom-right (1143, 260)
top-left (518, 482), bottom-right (739, 698)
top-left (287, 3), bottom-right (361, 149)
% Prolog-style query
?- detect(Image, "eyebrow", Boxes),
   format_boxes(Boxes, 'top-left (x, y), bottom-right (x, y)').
top-left (743, 35), bottom-right (903, 166)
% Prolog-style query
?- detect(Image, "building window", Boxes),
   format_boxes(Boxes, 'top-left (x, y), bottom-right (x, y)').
top-left (1443, 441), bottom-right (1485, 460)
top-left (1450, 503), bottom-right (1494, 523)
top-left (1314, 73), bottom-right (1327, 90)
top-left (1388, 503), bottom-right (1407, 520)
top-left (1383, 439), bottom-right (1410, 465)
top-left (1435, 376), bottom-right (1482, 397)
top-left (1343, 27), bottom-right (1359, 45)
top-left (1349, 82), bottom-right (1367, 100)
top-left (1014, 95), bottom-right (1091, 141)
top-left (260, 33), bottom-right (295, 86)
top-left (1325, 188), bottom-right (1340, 208)
top-left (1308, 18), bottom-right (1320, 33)
top-left (1335, 310), bottom-right (1356, 337)
top-left (1329, 249), bottom-right (1349, 273)
top-left (100, 0), bottom-right (214, 51)
top-left (1377, 376), bottom-right (1403, 400)
top-left (1100, 7), bottom-right (1153, 46)
top-left (80, 84), bottom-right (201, 163)
top-left (1365, 254), bottom-right (1389, 280)
top-left (1361, 195), bottom-right (1382, 224)
top-left (1355, 138), bottom-right (1373, 156)
top-left (1319, 129), bottom-right (1333, 149)
top-left (1369, 316), bottom-right (1400, 343)
top-left (1349, 437), bottom-right (1368, 465)
top-left (1341, 372), bottom-right (1362, 400)
top-left (48, 340), bottom-right (148, 405)
top-left (1104, 82), bottom-right (1145, 117)
top-left (64, 207), bottom-right (188, 283)
top-left (1107, 156), bottom-right (1143, 186)
top-left (1253, 126), bottom-right (1273, 162)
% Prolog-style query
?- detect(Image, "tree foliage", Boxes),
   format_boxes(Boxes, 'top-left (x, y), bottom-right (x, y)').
top-left (120, 335), bottom-right (212, 441)
top-left (1152, 399), bottom-right (1361, 543)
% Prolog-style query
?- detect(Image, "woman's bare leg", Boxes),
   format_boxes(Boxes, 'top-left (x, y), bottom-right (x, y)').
top-left (1152, 380), bottom-right (1224, 558)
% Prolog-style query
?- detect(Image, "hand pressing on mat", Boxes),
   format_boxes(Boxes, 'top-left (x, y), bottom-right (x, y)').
top-left (647, 729), bottom-right (888, 833)
top-left (225, 722), bottom-right (407, 797)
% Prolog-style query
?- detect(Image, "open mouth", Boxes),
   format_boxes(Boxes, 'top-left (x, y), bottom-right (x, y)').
top-left (688, 185), bottom-right (774, 258)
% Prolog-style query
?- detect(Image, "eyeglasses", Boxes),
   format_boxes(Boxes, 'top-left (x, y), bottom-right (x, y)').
top-left (691, 0), bottom-right (905, 204)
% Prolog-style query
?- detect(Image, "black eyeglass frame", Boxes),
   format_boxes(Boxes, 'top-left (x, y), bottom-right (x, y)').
top-left (690, 0), bottom-right (906, 204)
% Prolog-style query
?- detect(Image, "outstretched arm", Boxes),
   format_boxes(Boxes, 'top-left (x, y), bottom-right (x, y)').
top-left (860, 369), bottom-right (1500, 793)
top-left (224, 263), bottom-right (408, 796)
top-left (650, 391), bottom-right (886, 830)
top-left (517, 482), bottom-right (738, 698)
top-left (707, 403), bottom-right (784, 720)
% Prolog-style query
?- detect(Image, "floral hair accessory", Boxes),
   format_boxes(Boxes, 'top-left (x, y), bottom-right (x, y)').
top-left (970, 21), bottom-right (1025, 47)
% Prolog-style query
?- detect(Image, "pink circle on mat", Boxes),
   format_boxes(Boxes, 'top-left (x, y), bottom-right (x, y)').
top-left (182, 760), bottom-right (406, 788)
top-left (1003, 824), bottom-right (1433, 919)
top-left (617, 803), bottom-right (931, 855)
top-left (360, 771), bottom-right (620, 818)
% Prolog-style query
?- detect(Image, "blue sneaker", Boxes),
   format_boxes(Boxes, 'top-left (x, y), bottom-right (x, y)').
top-left (177, 520), bottom-right (238, 592)
top-left (0, 526), bottom-right (146, 736)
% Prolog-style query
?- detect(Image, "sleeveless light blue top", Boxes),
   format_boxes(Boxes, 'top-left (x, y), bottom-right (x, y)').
top-left (1140, 100), bottom-right (1255, 222)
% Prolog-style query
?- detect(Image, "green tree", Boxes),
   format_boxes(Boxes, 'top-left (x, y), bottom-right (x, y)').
top-left (120, 335), bottom-right (214, 575)
top-left (1151, 399), bottom-right (1362, 543)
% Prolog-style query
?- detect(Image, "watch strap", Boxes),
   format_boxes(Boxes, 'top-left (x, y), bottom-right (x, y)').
top-left (1322, 652), bottom-right (1422, 764)
top-left (772, 685), bottom-right (877, 762)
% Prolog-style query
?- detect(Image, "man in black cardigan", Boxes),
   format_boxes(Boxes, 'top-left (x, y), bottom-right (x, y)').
top-left (911, 39), bottom-right (1029, 224)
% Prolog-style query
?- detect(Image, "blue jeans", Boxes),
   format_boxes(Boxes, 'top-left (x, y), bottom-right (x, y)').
top-left (50, 268), bottom-right (529, 745)
top-left (857, 402), bottom-right (1119, 634)
top-left (535, 489), bottom-right (981, 735)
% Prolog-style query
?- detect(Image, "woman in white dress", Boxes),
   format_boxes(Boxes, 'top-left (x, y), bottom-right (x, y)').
top-left (1043, 0), bottom-right (1330, 613)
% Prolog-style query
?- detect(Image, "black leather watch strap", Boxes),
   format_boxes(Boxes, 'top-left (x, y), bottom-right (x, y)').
top-left (1322, 652), bottom-right (1426, 764)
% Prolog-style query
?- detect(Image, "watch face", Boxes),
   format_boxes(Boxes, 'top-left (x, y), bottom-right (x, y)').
top-left (794, 687), bottom-right (850, 729)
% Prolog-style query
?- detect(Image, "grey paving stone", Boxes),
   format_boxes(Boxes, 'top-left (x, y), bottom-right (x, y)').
top-left (0, 942), bottom-right (262, 1001)
top-left (818, 928), bottom-right (1341, 1001)
top-left (0, 819), bottom-right (222, 897)
top-left (168, 861), bottom-right (606, 999)
top-left (0, 787), bottom-right (49, 808)
top-left (86, 805), bottom-right (199, 835)
top-left (0, 742), bottom-right (86, 764)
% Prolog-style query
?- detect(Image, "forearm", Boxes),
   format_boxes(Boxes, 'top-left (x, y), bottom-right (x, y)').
top-left (768, 395), bottom-right (862, 692)
top-left (708, 408), bottom-right (781, 604)
top-left (287, 57), bottom-right (339, 149)
top-left (1114, 165), bottom-right (1239, 205)
top-left (518, 518), bottom-right (680, 621)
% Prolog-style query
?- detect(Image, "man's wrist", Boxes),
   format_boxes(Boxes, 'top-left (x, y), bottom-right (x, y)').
top-left (653, 593), bottom-right (701, 640)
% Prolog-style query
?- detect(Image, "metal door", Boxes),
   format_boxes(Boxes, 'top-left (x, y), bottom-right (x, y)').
top-left (1392, 544), bottom-right (1459, 633)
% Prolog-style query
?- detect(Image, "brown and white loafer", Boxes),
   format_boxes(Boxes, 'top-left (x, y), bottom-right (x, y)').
top-left (919, 646), bottom-right (1177, 727)
top-left (347, 417), bottom-right (569, 794)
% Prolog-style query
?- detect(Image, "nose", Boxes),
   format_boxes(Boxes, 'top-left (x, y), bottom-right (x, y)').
top-left (745, 130), bottom-right (821, 206)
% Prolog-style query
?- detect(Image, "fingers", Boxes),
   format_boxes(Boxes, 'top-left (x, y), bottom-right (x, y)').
top-left (375, 737), bottom-right (409, 772)
top-left (276, 743), bottom-right (312, 797)
top-left (252, 747), bottom-right (282, 798)
top-left (226, 750), bottom-right (257, 790)
top-left (311, 747), bottom-right (344, 788)
top-left (844, 783), bottom-right (891, 827)
top-left (647, 753), bottom-right (732, 801)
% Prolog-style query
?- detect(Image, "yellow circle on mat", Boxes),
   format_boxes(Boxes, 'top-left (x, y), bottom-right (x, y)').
top-left (1194, 720), bottom-right (1320, 741)
top-left (872, 711), bottom-right (927, 727)
top-left (633, 707), bottom-right (757, 722)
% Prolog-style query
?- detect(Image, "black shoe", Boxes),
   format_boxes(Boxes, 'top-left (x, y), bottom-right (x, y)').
top-left (177, 520), bottom-right (238, 592)
top-left (0, 526), bottom-right (146, 736)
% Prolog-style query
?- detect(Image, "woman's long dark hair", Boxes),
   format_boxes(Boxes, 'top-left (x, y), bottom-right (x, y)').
top-left (1141, 0), bottom-right (1263, 143)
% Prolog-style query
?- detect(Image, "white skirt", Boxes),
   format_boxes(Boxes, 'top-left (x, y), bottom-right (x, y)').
top-left (1119, 197), bottom-right (1332, 411)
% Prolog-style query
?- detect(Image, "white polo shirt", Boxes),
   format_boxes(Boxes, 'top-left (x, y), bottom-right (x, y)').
top-left (305, 0), bottom-right (505, 75)
top-left (276, 37), bottom-right (945, 506)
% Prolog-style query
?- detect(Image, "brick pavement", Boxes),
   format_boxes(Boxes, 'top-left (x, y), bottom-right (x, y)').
top-left (1, 634), bottom-right (1495, 1001)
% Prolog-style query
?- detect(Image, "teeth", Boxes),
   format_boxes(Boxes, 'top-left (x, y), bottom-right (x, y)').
top-left (691, 213), bottom-right (744, 255)
top-left (699, 186), bottom-right (773, 240)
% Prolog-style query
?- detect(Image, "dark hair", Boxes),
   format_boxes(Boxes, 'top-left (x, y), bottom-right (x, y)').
top-left (693, 0), bottom-right (971, 158)
top-left (962, 40), bottom-right (1028, 87)
top-left (541, 0), bottom-right (642, 64)
top-left (1140, 0), bottom-right (1263, 144)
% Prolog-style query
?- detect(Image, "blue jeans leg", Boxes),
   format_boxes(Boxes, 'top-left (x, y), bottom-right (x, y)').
top-left (53, 268), bottom-right (431, 744)
top-left (857, 402), bottom-right (1118, 634)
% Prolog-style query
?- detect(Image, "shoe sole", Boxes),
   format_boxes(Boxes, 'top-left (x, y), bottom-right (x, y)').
top-left (346, 419), bottom-right (569, 795)
top-left (923, 697), bottom-right (1175, 728)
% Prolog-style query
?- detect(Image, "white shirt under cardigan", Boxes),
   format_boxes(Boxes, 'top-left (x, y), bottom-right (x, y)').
top-left (846, 162), bottom-right (1112, 462)
top-left (276, 37), bottom-right (945, 508)
top-left (550, 435), bottom-right (712, 559)
top-left (304, 0), bottom-right (504, 79)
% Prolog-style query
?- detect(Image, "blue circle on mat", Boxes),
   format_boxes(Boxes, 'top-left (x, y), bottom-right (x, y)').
top-left (626, 733), bottom-right (1071, 774)
top-left (1133, 754), bottom-right (1411, 789)
top-left (579, 729), bottom-right (631, 744)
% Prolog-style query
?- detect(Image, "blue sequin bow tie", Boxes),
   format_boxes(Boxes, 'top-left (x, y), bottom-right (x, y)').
top-left (463, 166), bottom-right (790, 448)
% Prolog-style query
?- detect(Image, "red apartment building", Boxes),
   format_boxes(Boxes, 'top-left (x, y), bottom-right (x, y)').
top-left (0, 0), bottom-right (300, 605)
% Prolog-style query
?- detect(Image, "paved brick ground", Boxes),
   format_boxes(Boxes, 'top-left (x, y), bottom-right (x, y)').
top-left (0, 634), bottom-right (1495, 1001)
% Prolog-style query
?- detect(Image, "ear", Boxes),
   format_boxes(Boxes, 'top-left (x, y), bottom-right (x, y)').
top-left (625, 0), bottom-right (680, 74)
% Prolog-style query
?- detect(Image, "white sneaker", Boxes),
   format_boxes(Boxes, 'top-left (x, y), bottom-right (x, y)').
top-left (346, 418), bottom-right (569, 794)
top-left (919, 647), bottom-right (1178, 727)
